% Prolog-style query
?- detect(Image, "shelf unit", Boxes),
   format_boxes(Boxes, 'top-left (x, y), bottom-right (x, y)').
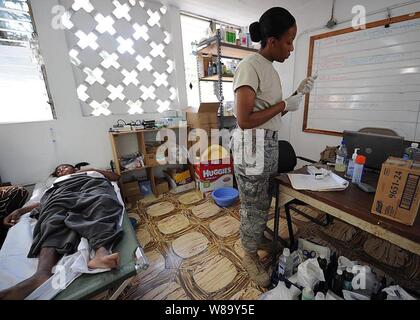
top-left (196, 32), bottom-right (258, 129)
top-left (197, 37), bottom-right (258, 59)
top-left (109, 126), bottom-right (188, 196)
top-left (199, 75), bottom-right (233, 82)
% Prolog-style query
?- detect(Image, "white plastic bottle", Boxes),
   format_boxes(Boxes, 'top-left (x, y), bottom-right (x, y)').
top-left (345, 148), bottom-right (359, 179)
top-left (240, 27), bottom-right (248, 46)
top-left (246, 27), bottom-right (251, 47)
top-left (364, 266), bottom-right (379, 296)
top-left (352, 155), bottom-right (366, 184)
top-left (220, 26), bottom-right (227, 43)
top-left (335, 141), bottom-right (348, 172)
top-left (278, 248), bottom-right (294, 280)
top-left (403, 143), bottom-right (420, 160)
top-left (302, 287), bottom-right (314, 300)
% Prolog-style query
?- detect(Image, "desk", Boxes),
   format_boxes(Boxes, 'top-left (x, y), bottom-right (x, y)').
top-left (273, 168), bottom-right (420, 256)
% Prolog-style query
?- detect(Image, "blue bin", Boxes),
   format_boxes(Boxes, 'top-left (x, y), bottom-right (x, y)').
top-left (211, 187), bottom-right (239, 207)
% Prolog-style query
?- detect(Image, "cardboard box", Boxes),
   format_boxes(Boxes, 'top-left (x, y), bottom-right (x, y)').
top-left (186, 103), bottom-right (220, 129)
top-left (138, 180), bottom-right (152, 196)
top-left (165, 168), bottom-right (192, 185)
top-left (122, 181), bottom-right (142, 205)
top-left (371, 157), bottom-right (420, 226)
top-left (123, 181), bottom-right (140, 196)
top-left (146, 143), bottom-right (160, 154)
top-left (164, 168), bottom-right (195, 194)
top-left (126, 194), bottom-right (142, 205)
top-left (155, 179), bottom-right (169, 195)
top-left (144, 153), bottom-right (158, 167)
top-left (194, 158), bottom-right (234, 195)
top-left (170, 181), bottom-right (196, 194)
top-left (167, 178), bottom-right (196, 194)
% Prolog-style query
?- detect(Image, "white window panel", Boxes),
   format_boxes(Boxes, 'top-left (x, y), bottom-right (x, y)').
top-left (62, 0), bottom-right (178, 115)
top-left (0, 0), bottom-right (54, 124)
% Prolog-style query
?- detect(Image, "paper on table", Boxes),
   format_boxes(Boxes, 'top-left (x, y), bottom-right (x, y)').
top-left (287, 172), bottom-right (349, 192)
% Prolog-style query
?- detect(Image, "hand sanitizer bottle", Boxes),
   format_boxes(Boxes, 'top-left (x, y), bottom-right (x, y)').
top-left (278, 248), bottom-right (294, 280)
top-left (345, 148), bottom-right (359, 179)
top-left (352, 155), bottom-right (366, 184)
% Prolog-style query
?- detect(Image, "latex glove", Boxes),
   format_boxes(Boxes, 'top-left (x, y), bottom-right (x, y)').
top-left (284, 93), bottom-right (303, 112)
top-left (297, 76), bottom-right (316, 94)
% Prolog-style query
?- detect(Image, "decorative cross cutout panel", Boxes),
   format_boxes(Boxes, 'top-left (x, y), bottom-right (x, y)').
top-left (61, 0), bottom-right (179, 116)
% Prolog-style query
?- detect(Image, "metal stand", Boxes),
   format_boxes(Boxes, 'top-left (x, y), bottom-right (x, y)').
top-left (216, 29), bottom-right (224, 129)
top-left (270, 185), bottom-right (333, 284)
top-left (270, 182), bottom-right (281, 282)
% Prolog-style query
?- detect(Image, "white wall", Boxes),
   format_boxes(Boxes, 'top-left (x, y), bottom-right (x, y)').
top-left (2, 0), bottom-right (419, 184)
top-left (282, 0), bottom-right (420, 165)
top-left (0, 0), bottom-right (187, 185)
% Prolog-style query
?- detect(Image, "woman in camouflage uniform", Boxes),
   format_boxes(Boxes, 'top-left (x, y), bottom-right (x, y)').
top-left (232, 7), bottom-right (315, 287)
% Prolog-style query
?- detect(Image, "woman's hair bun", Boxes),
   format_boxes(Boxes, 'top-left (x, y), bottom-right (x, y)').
top-left (249, 21), bottom-right (261, 42)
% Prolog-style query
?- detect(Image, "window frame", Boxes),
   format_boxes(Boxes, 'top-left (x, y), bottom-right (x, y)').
top-left (0, 0), bottom-right (56, 124)
top-left (179, 12), bottom-right (241, 108)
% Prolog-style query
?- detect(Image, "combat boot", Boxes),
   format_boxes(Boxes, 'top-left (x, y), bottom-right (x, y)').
top-left (242, 252), bottom-right (271, 287)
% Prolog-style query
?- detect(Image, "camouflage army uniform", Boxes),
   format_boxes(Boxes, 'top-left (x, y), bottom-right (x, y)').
top-left (232, 128), bottom-right (278, 253)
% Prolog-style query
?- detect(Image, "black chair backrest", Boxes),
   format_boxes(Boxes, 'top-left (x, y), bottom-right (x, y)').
top-left (278, 140), bottom-right (297, 173)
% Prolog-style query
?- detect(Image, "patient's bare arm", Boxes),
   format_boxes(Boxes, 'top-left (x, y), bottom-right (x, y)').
top-left (3, 202), bottom-right (40, 227)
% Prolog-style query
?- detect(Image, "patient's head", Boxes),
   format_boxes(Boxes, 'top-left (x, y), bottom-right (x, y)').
top-left (52, 164), bottom-right (77, 177)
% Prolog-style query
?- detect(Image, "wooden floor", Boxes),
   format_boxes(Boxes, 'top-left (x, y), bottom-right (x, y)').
top-left (119, 191), bottom-right (287, 300)
top-left (120, 191), bottom-right (420, 300)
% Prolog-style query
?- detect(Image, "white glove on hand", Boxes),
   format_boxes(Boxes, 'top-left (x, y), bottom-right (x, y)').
top-left (284, 93), bottom-right (303, 112)
top-left (297, 76), bottom-right (315, 94)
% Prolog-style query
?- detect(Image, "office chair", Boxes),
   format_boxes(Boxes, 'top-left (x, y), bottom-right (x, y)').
top-left (273, 141), bottom-right (332, 250)
top-left (358, 127), bottom-right (399, 137)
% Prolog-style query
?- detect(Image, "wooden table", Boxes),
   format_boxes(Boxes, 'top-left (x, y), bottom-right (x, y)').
top-left (273, 167), bottom-right (420, 256)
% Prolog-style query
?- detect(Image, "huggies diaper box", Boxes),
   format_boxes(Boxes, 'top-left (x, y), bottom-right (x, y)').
top-left (194, 160), bottom-right (234, 195)
top-left (194, 145), bottom-right (234, 195)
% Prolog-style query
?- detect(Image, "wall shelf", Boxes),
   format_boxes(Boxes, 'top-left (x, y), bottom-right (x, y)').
top-left (110, 125), bottom-right (188, 136)
top-left (119, 166), bottom-right (156, 174)
top-left (197, 38), bottom-right (258, 60)
top-left (199, 75), bottom-right (233, 82)
top-left (109, 127), bottom-right (188, 200)
top-left (196, 33), bottom-right (257, 129)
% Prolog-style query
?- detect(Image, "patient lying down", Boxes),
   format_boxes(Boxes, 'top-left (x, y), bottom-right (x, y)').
top-left (0, 164), bottom-right (123, 300)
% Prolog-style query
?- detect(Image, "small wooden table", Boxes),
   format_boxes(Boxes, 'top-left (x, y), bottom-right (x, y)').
top-left (273, 168), bottom-right (420, 256)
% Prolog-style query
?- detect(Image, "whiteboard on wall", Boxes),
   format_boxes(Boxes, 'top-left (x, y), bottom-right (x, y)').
top-left (303, 12), bottom-right (420, 141)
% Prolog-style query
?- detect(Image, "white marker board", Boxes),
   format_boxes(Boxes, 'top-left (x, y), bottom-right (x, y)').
top-left (304, 12), bottom-right (420, 141)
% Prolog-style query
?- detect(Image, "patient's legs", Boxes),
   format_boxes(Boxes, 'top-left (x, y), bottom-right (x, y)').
top-left (0, 247), bottom-right (60, 300)
top-left (87, 246), bottom-right (119, 270)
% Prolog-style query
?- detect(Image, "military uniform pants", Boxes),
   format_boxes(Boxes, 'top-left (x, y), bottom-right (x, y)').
top-left (232, 129), bottom-right (278, 253)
